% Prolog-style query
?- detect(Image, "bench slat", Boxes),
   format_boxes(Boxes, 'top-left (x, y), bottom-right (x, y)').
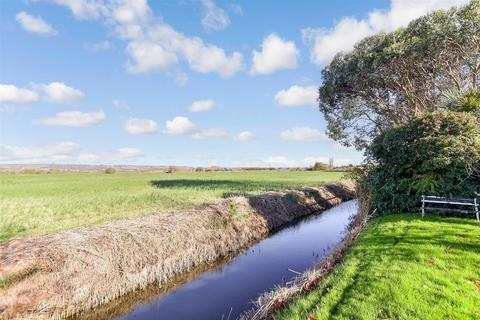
top-left (422, 200), bottom-right (476, 206)
top-left (424, 207), bottom-right (476, 214)
top-left (423, 196), bottom-right (475, 203)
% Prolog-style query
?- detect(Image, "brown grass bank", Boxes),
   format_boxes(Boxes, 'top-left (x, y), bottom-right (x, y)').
top-left (0, 181), bottom-right (354, 320)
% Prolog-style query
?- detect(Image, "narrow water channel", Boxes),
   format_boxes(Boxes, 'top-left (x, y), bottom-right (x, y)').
top-left (100, 200), bottom-right (358, 320)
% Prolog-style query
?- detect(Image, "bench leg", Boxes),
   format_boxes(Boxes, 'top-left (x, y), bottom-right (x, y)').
top-left (421, 195), bottom-right (425, 218)
top-left (475, 199), bottom-right (479, 225)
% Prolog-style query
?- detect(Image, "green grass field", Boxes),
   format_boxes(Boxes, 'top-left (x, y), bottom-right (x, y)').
top-left (275, 214), bottom-right (480, 320)
top-left (0, 170), bottom-right (344, 241)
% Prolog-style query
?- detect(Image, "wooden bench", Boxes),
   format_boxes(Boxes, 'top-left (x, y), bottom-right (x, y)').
top-left (421, 195), bottom-right (479, 223)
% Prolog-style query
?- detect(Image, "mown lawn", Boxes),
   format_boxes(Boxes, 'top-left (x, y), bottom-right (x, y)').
top-left (276, 214), bottom-right (480, 320)
top-left (0, 170), bottom-right (344, 241)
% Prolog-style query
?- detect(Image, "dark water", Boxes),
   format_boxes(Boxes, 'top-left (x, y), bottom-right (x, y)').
top-left (113, 200), bottom-right (357, 320)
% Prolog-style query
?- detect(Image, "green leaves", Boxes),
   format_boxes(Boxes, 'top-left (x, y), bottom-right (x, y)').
top-left (365, 112), bottom-right (480, 213)
top-left (319, 1), bottom-right (480, 150)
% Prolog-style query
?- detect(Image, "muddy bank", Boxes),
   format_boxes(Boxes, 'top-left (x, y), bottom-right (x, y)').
top-left (0, 181), bottom-right (354, 320)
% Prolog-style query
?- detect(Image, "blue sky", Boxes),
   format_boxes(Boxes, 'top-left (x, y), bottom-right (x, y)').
top-left (0, 0), bottom-right (468, 167)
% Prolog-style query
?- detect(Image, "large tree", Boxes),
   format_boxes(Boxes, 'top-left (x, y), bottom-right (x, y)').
top-left (319, 0), bottom-right (480, 150)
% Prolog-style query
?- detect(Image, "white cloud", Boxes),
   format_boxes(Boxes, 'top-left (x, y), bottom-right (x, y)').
top-left (125, 40), bottom-right (178, 73)
top-left (170, 71), bottom-right (189, 87)
top-left (0, 84), bottom-right (38, 103)
top-left (53, 0), bottom-right (243, 78)
top-left (200, 0), bottom-right (230, 31)
top-left (0, 142), bottom-right (79, 163)
top-left (302, 0), bottom-right (469, 65)
top-left (192, 128), bottom-right (228, 140)
top-left (34, 110), bottom-right (106, 127)
top-left (280, 126), bottom-right (327, 142)
top-left (275, 85), bottom-right (317, 107)
top-left (0, 141), bottom-right (143, 164)
top-left (15, 11), bottom-right (57, 36)
top-left (112, 147), bottom-right (143, 160)
top-left (230, 4), bottom-right (243, 15)
top-left (250, 34), bottom-right (299, 75)
top-left (235, 131), bottom-right (254, 141)
top-left (34, 82), bottom-right (84, 103)
top-left (84, 40), bottom-right (112, 51)
top-left (77, 148), bottom-right (143, 163)
top-left (113, 99), bottom-right (129, 110)
top-left (124, 117), bottom-right (158, 134)
top-left (189, 99), bottom-right (216, 112)
top-left (231, 155), bottom-right (354, 168)
top-left (52, 0), bottom-right (108, 20)
top-left (164, 116), bottom-right (197, 135)
top-left (77, 153), bottom-right (100, 163)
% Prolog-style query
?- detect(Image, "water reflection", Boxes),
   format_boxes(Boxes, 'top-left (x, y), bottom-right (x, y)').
top-left (82, 201), bottom-right (357, 320)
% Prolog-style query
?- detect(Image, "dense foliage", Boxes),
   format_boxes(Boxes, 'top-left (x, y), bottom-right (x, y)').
top-left (363, 112), bottom-right (480, 213)
top-left (319, 0), bottom-right (480, 150)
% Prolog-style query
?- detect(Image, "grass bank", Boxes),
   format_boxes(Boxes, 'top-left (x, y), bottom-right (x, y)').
top-left (0, 181), bottom-right (354, 320)
top-left (0, 170), bottom-right (344, 240)
top-left (272, 214), bottom-right (480, 320)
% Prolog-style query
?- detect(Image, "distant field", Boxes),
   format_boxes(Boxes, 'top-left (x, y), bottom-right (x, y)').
top-left (0, 170), bottom-right (345, 241)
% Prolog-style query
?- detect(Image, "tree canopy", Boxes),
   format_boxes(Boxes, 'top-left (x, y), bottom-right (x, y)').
top-left (319, 0), bottom-right (480, 150)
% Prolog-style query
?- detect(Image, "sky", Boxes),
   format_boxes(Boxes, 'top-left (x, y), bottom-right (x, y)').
top-left (0, 0), bottom-right (470, 167)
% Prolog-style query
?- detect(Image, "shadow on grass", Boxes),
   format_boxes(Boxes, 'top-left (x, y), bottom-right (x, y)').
top-left (149, 179), bottom-right (308, 198)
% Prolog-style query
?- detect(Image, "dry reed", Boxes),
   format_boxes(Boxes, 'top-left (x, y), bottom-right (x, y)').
top-left (0, 181), bottom-right (354, 320)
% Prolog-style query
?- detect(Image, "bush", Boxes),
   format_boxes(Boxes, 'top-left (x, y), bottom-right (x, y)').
top-left (312, 162), bottom-right (329, 171)
top-left (104, 167), bottom-right (116, 174)
top-left (363, 111), bottom-right (480, 214)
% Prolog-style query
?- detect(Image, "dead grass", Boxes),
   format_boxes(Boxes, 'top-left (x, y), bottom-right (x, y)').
top-left (0, 181), bottom-right (354, 320)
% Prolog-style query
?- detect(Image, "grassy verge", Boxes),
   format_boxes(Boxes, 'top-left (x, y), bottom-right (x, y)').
top-left (275, 214), bottom-right (480, 320)
top-left (0, 170), bottom-right (344, 240)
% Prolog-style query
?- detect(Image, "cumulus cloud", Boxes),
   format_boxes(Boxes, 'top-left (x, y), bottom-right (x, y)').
top-left (52, 0), bottom-right (108, 20)
top-left (34, 110), bottom-right (106, 127)
top-left (53, 0), bottom-right (243, 77)
top-left (124, 117), bottom-right (158, 134)
top-left (0, 142), bottom-right (80, 163)
top-left (191, 128), bottom-right (228, 140)
top-left (280, 126), bottom-right (327, 142)
top-left (0, 84), bottom-right (38, 103)
top-left (275, 85), bottom-right (317, 107)
top-left (302, 0), bottom-right (469, 65)
top-left (234, 131), bottom-right (254, 141)
top-left (250, 34), bottom-right (299, 75)
top-left (189, 99), bottom-right (216, 112)
top-left (33, 82), bottom-right (84, 103)
top-left (200, 0), bottom-right (230, 31)
top-left (15, 11), bottom-right (57, 36)
top-left (164, 116), bottom-right (197, 135)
